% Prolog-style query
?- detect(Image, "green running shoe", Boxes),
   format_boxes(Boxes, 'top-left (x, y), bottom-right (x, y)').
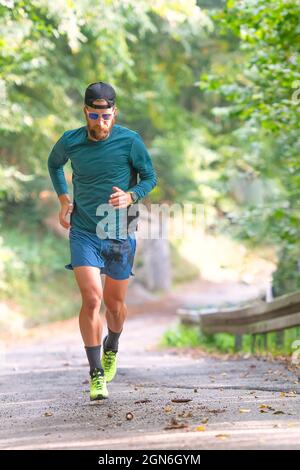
top-left (101, 342), bottom-right (118, 383)
top-left (90, 368), bottom-right (108, 401)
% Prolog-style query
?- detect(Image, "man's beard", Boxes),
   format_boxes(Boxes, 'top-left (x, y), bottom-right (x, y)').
top-left (87, 118), bottom-right (115, 141)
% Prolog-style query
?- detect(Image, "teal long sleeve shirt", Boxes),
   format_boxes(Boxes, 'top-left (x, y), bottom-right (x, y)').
top-left (47, 124), bottom-right (157, 238)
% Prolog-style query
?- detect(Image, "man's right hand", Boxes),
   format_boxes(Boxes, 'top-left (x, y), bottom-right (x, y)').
top-left (58, 194), bottom-right (73, 229)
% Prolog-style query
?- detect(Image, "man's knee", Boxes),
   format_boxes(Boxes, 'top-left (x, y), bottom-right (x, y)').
top-left (82, 290), bottom-right (102, 312)
top-left (105, 299), bottom-right (125, 316)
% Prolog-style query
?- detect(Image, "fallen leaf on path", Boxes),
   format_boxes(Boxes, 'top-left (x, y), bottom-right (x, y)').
top-left (243, 353), bottom-right (251, 359)
top-left (216, 434), bottom-right (229, 440)
top-left (208, 408), bottom-right (226, 414)
top-left (44, 412), bottom-right (53, 417)
top-left (273, 410), bottom-right (285, 415)
top-left (280, 391), bottom-right (297, 398)
top-left (164, 406), bottom-right (173, 413)
top-left (239, 408), bottom-right (251, 413)
top-left (195, 425), bottom-right (206, 432)
top-left (171, 398), bottom-right (192, 403)
top-left (259, 404), bottom-right (274, 411)
top-left (134, 399), bottom-right (152, 404)
top-left (164, 418), bottom-right (188, 430)
top-left (202, 417), bottom-right (209, 424)
top-left (178, 411), bottom-right (193, 418)
top-left (126, 412), bottom-right (134, 421)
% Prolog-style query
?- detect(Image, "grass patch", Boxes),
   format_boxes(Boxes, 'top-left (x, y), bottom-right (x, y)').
top-left (0, 226), bottom-right (80, 327)
top-left (160, 322), bottom-right (300, 356)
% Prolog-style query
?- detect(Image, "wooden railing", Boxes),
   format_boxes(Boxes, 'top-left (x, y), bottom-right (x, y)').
top-left (177, 291), bottom-right (300, 350)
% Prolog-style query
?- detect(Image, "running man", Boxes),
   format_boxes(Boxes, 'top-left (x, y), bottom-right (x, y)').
top-left (48, 81), bottom-right (157, 400)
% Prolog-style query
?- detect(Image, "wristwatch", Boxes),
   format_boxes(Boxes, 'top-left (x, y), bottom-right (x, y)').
top-left (128, 191), bottom-right (138, 204)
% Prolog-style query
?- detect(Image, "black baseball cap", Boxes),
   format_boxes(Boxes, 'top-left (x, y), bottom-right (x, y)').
top-left (84, 81), bottom-right (116, 109)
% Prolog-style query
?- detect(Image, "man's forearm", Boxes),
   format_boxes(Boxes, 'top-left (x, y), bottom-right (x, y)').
top-left (58, 193), bottom-right (71, 205)
top-left (129, 172), bottom-right (157, 200)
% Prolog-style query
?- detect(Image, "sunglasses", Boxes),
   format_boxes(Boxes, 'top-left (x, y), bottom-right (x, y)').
top-left (87, 112), bottom-right (113, 121)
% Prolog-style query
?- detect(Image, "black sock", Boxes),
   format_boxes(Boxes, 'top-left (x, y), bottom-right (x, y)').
top-left (84, 345), bottom-right (104, 375)
top-left (103, 328), bottom-right (122, 353)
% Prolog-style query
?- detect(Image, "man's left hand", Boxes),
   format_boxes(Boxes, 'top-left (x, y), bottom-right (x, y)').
top-left (109, 186), bottom-right (132, 209)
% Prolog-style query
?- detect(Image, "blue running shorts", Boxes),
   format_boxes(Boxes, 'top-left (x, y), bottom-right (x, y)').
top-left (65, 227), bottom-right (136, 280)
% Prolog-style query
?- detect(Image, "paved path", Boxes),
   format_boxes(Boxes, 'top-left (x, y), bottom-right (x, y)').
top-left (1, 312), bottom-right (300, 450)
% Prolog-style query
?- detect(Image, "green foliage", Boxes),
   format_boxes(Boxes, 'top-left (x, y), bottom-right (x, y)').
top-left (273, 245), bottom-right (300, 296)
top-left (200, 0), bottom-right (300, 294)
top-left (160, 322), bottom-right (236, 353)
top-left (3, 0), bottom-right (300, 330)
top-left (160, 322), bottom-right (300, 355)
top-left (0, 164), bottom-right (34, 204)
top-left (0, 0), bottom-right (214, 203)
top-left (160, 323), bottom-right (202, 348)
top-left (0, 0), bottom-right (220, 326)
top-left (0, 226), bottom-right (79, 325)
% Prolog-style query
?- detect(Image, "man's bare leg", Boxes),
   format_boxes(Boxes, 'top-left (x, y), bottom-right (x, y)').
top-left (100, 275), bottom-right (130, 382)
top-left (74, 266), bottom-right (103, 346)
top-left (103, 275), bottom-right (130, 335)
top-left (73, 266), bottom-right (108, 399)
